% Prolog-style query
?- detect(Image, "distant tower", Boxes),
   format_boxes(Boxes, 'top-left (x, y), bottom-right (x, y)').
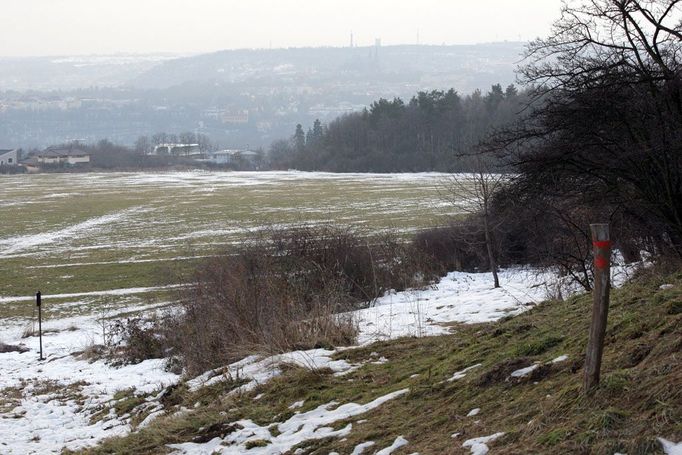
top-left (417, 29), bottom-right (420, 45)
top-left (350, 31), bottom-right (354, 48)
top-left (374, 38), bottom-right (381, 60)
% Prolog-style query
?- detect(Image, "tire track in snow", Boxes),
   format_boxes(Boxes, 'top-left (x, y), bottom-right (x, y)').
top-left (0, 284), bottom-right (189, 304)
top-left (0, 206), bottom-right (153, 257)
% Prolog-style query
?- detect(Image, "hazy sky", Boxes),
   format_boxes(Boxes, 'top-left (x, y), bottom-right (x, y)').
top-left (2, 0), bottom-right (563, 57)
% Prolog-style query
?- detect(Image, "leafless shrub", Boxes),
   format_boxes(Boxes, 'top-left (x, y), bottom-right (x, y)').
top-left (167, 225), bottom-right (433, 375)
top-left (103, 316), bottom-right (168, 365)
top-left (0, 342), bottom-right (29, 354)
top-left (412, 222), bottom-right (488, 274)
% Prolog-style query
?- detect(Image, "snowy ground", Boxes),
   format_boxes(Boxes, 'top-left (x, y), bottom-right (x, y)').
top-left (0, 263), bottom-right (655, 454)
top-left (0, 315), bottom-right (178, 454)
top-left (355, 268), bottom-right (551, 343)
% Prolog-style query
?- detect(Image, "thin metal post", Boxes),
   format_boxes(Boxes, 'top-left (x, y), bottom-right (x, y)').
top-left (584, 224), bottom-right (611, 392)
top-left (37, 291), bottom-right (44, 361)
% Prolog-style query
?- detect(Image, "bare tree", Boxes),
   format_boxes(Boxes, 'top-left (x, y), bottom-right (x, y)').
top-left (522, 0), bottom-right (682, 95)
top-left (442, 157), bottom-right (507, 288)
top-left (492, 0), bottom-right (682, 254)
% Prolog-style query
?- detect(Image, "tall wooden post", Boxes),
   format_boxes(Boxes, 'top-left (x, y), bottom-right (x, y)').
top-left (584, 224), bottom-right (611, 392)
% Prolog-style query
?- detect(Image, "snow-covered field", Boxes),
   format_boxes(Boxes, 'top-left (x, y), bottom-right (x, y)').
top-left (0, 171), bottom-right (458, 321)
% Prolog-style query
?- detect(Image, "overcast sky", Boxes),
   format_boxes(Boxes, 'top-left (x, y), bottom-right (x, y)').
top-left (2, 0), bottom-right (563, 57)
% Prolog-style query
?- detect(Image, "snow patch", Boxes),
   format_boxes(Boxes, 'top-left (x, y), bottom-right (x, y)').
top-left (288, 400), bottom-right (305, 410)
top-left (0, 321), bottom-right (178, 454)
top-left (186, 349), bottom-right (354, 394)
top-left (376, 436), bottom-right (409, 455)
top-left (0, 284), bottom-right (189, 304)
top-left (448, 363), bottom-right (482, 382)
top-left (351, 441), bottom-right (376, 454)
top-left (510, 364), bottom-right (540, 378)
top-left (659, 438), bottom-right (682, 455)
top-left (462, 432), bottom-right (505, 455)
top-left (551, 354), bottom-right (569, 363)
top-left (167, 389), bottom-right (409, 454)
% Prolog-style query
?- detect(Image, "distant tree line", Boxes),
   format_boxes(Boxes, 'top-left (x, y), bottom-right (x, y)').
top-left (269, 85), bottom-right (531, 172)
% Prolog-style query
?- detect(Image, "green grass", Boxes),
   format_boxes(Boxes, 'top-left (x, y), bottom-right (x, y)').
top-left (0, 172), bottom-right (457, 320)
top-left (79, 266), bottom-right (682, 454)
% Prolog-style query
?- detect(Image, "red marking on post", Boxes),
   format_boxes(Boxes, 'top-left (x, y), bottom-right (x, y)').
top-left (592, 241), bottom-right (611, 249)
top-left (595, 255), bottom-right (609, 270)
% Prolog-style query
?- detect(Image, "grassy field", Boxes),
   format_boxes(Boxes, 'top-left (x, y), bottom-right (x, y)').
top-left (78, 267), bottom-right (682, 455)
top-left (0, 171), bottom-right (458, 323)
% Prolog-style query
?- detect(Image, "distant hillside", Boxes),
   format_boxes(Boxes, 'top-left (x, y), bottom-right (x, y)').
top-left (131, 43), bottom-right (525, 93)
top-left (0, 54), bottom-right (179, 91)
top-left (0, 43), bottom-right (525, 149)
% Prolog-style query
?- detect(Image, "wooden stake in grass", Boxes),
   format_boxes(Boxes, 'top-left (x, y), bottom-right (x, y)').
top-left (584, 224), bottom-right (611, 393)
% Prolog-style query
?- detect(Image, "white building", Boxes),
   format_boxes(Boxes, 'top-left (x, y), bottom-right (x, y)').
top-left (0, 149), bottom-right (18, 166)
top-left (150, 143), bottom-right (201, 157)
top-left (206, 149), bottom-right (260, 165)
top-left (36, 147), bottom-right (90, 165)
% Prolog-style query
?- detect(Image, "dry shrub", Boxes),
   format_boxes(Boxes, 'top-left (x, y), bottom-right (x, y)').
top-left (412, 222), bottom-right (489, 274)
top-left (168, 225), bottom-right (432, 375)
top-left (103, 317), bottom-right (168, 365)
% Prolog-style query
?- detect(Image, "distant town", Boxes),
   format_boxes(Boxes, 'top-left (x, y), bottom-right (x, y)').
top-left (0, 143), bottom-right (264, 174)
top-left (0, 43), bottom-right (522, 151)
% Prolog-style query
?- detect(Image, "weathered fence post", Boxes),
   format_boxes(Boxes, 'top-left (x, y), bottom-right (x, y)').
top-left (37, 291), bottom-right (45, 361)
top-left (584, 224), bottom-right (611, 392)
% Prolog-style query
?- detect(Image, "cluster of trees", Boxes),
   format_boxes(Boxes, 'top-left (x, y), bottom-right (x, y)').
top-left (261, 0), bottom-right (681, 295)
top-left (453, 0), bottom-right (682, 288)
top-left (84, 140), bottom-right (173, 169)
top-left (269, 85), bottom-right (531, 172)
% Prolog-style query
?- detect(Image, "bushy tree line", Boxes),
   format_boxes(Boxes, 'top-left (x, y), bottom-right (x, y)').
top-left (428, 0), bottom-right (682, 290)
top-left (269, 85), bottom-right (531, 172)
top-left (387, 0), bottom-right (682, 290)
top-left (492, 0), bottom-right (682, 259)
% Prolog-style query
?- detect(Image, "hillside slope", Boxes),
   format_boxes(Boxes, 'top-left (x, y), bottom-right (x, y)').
top-left (81, 268), bottom-right (681, 454)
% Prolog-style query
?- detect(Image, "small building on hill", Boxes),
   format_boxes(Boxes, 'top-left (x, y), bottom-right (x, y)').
top-left (36, 146), bottom-right (90, 165)
top-left (0, 149), bottom-right (18, 166)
